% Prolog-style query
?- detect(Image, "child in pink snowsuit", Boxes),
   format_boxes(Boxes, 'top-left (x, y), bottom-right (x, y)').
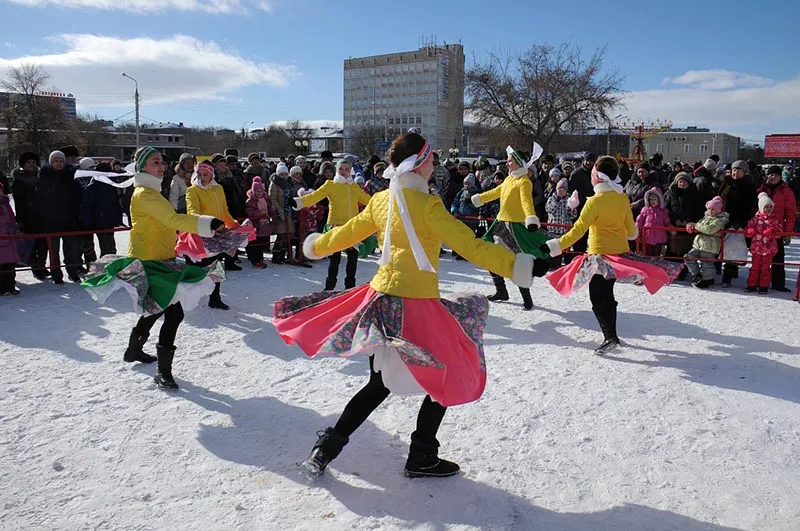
top-left (745, 193), bottom-right (782, 294)
top-left (636, 187), bottom-right (672, 257)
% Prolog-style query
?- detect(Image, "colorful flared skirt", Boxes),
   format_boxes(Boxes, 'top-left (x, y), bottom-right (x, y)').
top-left (81, 255), bottom-right (225, 316)
top-left (273, 284), bottom-right (489, 407)
top-left (175, 226), bottom-right (255, 262)
top-left (323, 224), bottom-right (378, 258)
top-left (547, 253), bottom-right (683, 296)
top-left (482, 220), bottom-right (550, 259)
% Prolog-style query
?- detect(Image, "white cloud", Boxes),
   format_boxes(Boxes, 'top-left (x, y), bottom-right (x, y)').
top-left (620, 70), bottom-right (800, 141)
top-left (0, 34), bottom-right (296, 105)
top-left (5, 0), bottom-right (272, 14)
top-left (662, 69), bottom-right (775, 90)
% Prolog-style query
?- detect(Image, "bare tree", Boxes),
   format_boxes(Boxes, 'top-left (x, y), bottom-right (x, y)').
top-left (283, 120), bottom-right (313, 142)
top-left (347, 125), bottom-right (383, 158)
top-left (2, 63), bottom-right (68, 157)
top-left (466, 44), bottom-right (623, 152)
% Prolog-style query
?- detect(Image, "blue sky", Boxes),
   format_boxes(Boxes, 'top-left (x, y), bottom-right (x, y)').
top-left (0, 0), bottom-right (798, 143)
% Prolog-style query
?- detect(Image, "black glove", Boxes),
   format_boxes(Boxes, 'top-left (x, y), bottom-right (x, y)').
top-left (210, 218), bottom-right (224, 231)
top-left (539, 243), bottom-right (551, 255)
top-left (527, 222), bottom-right (540, 232)
top-left (532, 258), bottom-right (550, 278)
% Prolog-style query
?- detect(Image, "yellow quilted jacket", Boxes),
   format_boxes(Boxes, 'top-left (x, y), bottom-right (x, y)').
top-left (474, 173), bottom-right (535, 223)
top-left (557, 184), bottom-right (637, 255)
top-left (128, 173), bottom-right (215, 261)
top-left (296, 178), bottom-right (371, 226)
top-left (307, 174), bottom-right (523, 299)
top-left (186, 181), bottom-right (237, 227)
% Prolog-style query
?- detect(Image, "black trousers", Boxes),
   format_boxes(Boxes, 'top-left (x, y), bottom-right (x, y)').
top-left (131, 302), bottom-right (184, 348)
top-left (327, 248), bottom-right (359, 290)
top-left (96, 231), bottom-right (117, 257)
top-left (772, 238), bottom-right (786, 289)
top-left (48, 235), bottom-right (82, 280)
top-left (0, 263), bottom-right (16, 291)
top-left (334, 357), bottom-right (446, 455)
top-left (28, 238), bottom-right (50, 276)
top-left (589, 275), bottom-right (617, 339)
top-left (246, 237), bottom-right (270, 264)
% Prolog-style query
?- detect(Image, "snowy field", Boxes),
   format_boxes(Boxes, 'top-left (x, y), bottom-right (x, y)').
top-left (2, 230), bottom-right (800, 531)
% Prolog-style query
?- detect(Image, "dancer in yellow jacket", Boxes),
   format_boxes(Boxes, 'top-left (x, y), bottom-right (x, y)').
top-left (543, 156), bottom-right (682, 354)
top-left (471, 144), bottom-right (549, 310)
top-left (274, 132), bottom-right (549, 479)
top-left (294, 159), bottom-right (372, 290)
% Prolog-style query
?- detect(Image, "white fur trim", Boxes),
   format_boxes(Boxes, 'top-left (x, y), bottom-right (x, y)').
top-left (133, 172), bottom-right (163, 191)
top-left (511, 253), bottom-right (534, 289)
top-left (302, 232), bottom-right (326, 261)
top-left (393, 172), bottom-right (429, 193)
top-left (292, 197), bottom-right (303, 211)
top-left (471, 194), bottom-right (482, 208)
top-left (628, 226), bottom-right (639, 241)
top-left (333, 175), bottom-right (354, 185)
top-left (546, 238), bottom-right (563, 257)
top-left (197, 215), bottom-right (215, 238)
top-left (525, 215), bottom-right (540, 229)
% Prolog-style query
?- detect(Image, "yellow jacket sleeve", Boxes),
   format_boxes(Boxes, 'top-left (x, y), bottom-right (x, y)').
top-left (296, 181), bottom-right (330, 209)
top-left (558, 198), bottom-right (598, 250)
top-left (137, 188), bottom-right (215, 237)
top-left (624, 206), bottom-right (637, 239)
top-left (186, 187), bottom-right (201, 217)
top-left (518, 178), bottom-right (536, 219)
top-left (307, 202), bottom-right (377, 259)
top-left (425, 196), bottom-right (517, 279)
top-left (356, 186), bottom-right (372, 206)
top-left (476, 182), bottom-right (503, 205)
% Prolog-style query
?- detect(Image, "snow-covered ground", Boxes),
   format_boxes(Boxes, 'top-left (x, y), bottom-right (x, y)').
top-left (2, 231), bottom-right (800, 531)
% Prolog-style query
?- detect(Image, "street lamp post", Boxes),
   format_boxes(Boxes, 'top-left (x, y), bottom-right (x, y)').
top-left (294, 139), bottom-right (309, 155)
top-left (448, 147), bottom-right (460, 161)
top-left (121, 72), bottom-right (140, 151)
top-left (241, 120), bottom-right (254, 155)
top-left (607, 113), bottom-right (625, 156)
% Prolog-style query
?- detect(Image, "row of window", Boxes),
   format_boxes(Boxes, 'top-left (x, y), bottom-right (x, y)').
top-left (644, 143), bottom-right (715, 155)
top-left (345, 61), bottom-right (439, 79)
top-left (110, 134), bottom-right (183, 143)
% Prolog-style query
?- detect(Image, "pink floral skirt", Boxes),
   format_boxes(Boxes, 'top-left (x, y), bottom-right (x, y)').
top-left (547, 253), bottom-right (683, 296)
top-left (273, 284), bottom-right (489, 407)
top-left (175, 226), bottom-right (255, 262)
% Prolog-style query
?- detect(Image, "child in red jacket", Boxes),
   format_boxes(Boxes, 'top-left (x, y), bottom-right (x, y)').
top-left (745, 193), bottom-right (782, 294)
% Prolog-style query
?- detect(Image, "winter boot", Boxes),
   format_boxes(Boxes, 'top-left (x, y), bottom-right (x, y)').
top-left (302, 427), bottom-right (350, 476)
top-left (593, 303), bottom-right (620, 355)
top-left (404, 433), bottom-right (459, 478)
top-left (123, 330), bottom-right (157, 364)
top-left (208, 295), bottom-right (230, 310)
top-left (344, 277), bottom-right (356, 290)
top-left (744, 286), bottom-right (757, 293)
top-left (519, 287), bottom-right (534, 311)
top-left (154, 345), bottom-right (178, 390)
top-left (758, 287), bottom-right (769, 295)
top-left (487, 274), bottom-right (509, 302)
top-left (271, 250), bottom-right (286, 265)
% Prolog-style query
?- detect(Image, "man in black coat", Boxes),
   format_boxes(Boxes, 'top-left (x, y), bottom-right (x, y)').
top-left (718, 160), bottom-right (758, 288)
top-left (566, 152), bottom-right (596, 262)
top-left (80, 162), bottom-right (123, 257)
top-left (11, 152), bottom-right (49, 278)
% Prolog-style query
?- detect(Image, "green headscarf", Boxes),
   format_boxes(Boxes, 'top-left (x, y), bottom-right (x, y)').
top-left (134, 146), bottom-right (159, 173)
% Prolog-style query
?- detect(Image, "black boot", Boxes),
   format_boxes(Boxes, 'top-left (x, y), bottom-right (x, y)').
top-left (154, 344), bottom-right (178, 390)
top-left (593, 304), bottom-right (620, 354)
top-left (123, 329), bottom-right (156, 364)
top-left (208, 295), bottom-right (230, 310)
top-left (324, 277), bottom-right (337, 291)
top-left (404, 432), bottom-right (459, 478)
top-left (302, 427), bottom-right (350, 476)
top-left (519, 287), bottom-right (533, 311)
top-left (487, 274), bottom-right (509, 302)
top-left (344, 277), bottom-right (356, 290)
top-left (271, 250), bottom-right (286, 264)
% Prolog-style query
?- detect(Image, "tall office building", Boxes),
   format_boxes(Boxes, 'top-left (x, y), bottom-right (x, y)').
top-left (343, 44), bottom-right (465, 154)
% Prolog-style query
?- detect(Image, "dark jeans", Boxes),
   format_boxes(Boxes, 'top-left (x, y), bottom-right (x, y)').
top-left (96, 231), bottom-right (117, 257)
top-left (333, 357), bottom-right (446, 455)
top-left (81, 233), bottom-right (97, 265)
top-left (48, 235), bottom-right (82, 280)
top-left (327, 248), bottom-right (359, 290)
top-left (131, 302), bottom-right (185, 347)
top-left (772, 238), bottom-right (786, 289)
top-left (29, 238), bottom-right (49, 276)
top-left (0, 263), bottom-right (16, 292)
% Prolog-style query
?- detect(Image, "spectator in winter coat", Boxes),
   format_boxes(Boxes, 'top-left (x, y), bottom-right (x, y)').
top-left (451, 174), bottom-right (480, 230)
top-left (567, 153), bottom-right (596, 260)
top-left (365, 162), bottom-right (390, 195)
top-left (170, 153), bottom-right (195, 213)
top-left (624, 162), bottom-right (659, 219)
top-left (684, 196), bottom-right (729, 289)
top-left (635, 187), bottom-right (672, 256)
top-left (544, 167), bottom-right (562, 199)
top-left (243, 153), bottom-right (267, 191)
top-left (545, 178), bottom-right (577, 237)
top-left (649, 153), bottom-right (669, 190)
top-left (79, 164), bottom-right (123, 257)
top-left (11, 152), bottom-right (48, 279)
top-left (745, 193), bottom-right (782, 294)
top-left (268, 163), bottom-right (295, 264)
top-left (430, 152), bottom-right (450, 199)
top-left (757, 165), bottom-right (797, 292)
top-left (214, 154), bottom-right (247, 220)
top-left (36, 151), bottom-right (83, 284)
top-left (664, 172), bottom-right (705, 277)
top-left (0, 182), bottom-right (21, 295)
top-left (244, 176), bottom-right (272, 269)
top-left (718, 160), bottom-right (758, 287)
top-left (692, 159), bottom-right (717, 203)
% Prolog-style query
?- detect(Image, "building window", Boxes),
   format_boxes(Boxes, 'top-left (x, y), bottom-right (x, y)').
top-left (402, 117), bottom-right (408, 124)
top-left (388, 118), bottom-right (394, 125)
top-left (416, 117), bottom-right (422, 124)
top-left (684, 144), bottom-right (692, 154)
top-left (698, 144), bottom-right (708, 154)
top-left (656, 144), bottom-right (664, 153)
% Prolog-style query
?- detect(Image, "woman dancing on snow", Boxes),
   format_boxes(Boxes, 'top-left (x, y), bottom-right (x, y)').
top-left (293, 159), bottom-right (373, 290)
top-left (82, 147), bottom-right (224, 389)
top-left (543, 156), bottom-right (682, 354)
top-left (274, 133), bottom-right (549, 478)
top-left (471, 144), bottom-right (549, 310)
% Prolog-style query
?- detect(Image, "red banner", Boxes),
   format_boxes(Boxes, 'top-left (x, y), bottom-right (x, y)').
top-left (765, 135), bottom-right (800, 158)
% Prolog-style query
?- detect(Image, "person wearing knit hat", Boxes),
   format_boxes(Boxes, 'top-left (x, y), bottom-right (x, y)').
top-left (248, 152), bottom-right (260, 163)
top-left (293, 156), bottom-right (372, 288)
top-left (289, 165), bottom-right (303, 177)
top-left (545, 178), bottom-right (578, 244)
top-left (171, 154), bottom-right (196, 213)
top-left (273, 131), bottom-right (550, 479)
top-left (543, 156), bottom-right (683, 353)
top-left (683, 195), bottom-right (728, 289)
top-left (471, 142), bottom-right (546, 310)
top-left (718, 159), bottom-right (758, 287)
top-left (756, 164), bottom-right (796, 292)
top-left (18, 152), bottom-right (39, 169)
top-left (11, 152), bottom-right (45, 278)
top-left (79, 157), bottom-right (97, 171)
top-left (244, 175), bottom-right (271, 269)
top-left (364, 161), bottom-right (389, 196)
top-left (49, 151), bottom-right (66, 165)
top-left (450, 173), bottom-right (481, 256)
top-left (744, 192), bottom-right (782, 293)
top-left (80, 146), bottom-right (224, 389)
top-left (210, 153), bottom-right (225, 165)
